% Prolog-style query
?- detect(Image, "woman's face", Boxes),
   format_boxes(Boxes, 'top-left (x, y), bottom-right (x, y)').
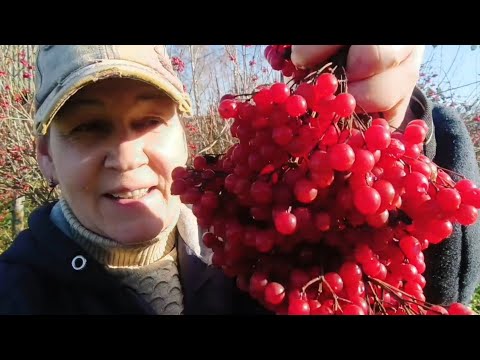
top-left (38, 78), bottom-right (188, 245)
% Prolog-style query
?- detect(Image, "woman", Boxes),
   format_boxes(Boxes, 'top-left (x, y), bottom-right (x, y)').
top-left (0, 45), bottom-right (258, 314)
top-left (0, 45), bottom-right (476, 314)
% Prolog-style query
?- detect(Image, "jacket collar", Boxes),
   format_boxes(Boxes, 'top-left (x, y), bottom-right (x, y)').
top-left (18, 201), bottom-right (234, 314)
top-left (9, 201), bottom-right (260, 314)
top-left (410, 86), bottom-right (437, 160)
top-left (175, 205), bottom-right (271, 315)
top-left (2, 202), bottom-right (154, 314)
top-left (23, 202), bottom-right (132, 292)
top-left (176, 204), bottom-right (234, 314)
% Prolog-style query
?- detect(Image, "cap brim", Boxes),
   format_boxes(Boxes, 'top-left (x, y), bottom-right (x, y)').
top-left (34, 59), bottom-right (192, 135)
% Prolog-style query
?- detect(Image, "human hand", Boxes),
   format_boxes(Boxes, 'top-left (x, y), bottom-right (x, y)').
top-left (290, 45), bottom-right (425, 128)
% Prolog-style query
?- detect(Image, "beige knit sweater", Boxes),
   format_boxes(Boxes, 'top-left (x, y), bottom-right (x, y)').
top-left (58, 198), bottom-right (207, 315)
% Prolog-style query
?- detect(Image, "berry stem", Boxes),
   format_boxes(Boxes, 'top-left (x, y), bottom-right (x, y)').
top-left (436, 170), bottom-right (457, 188)
top-left (404, 155), bottom-right (466, 180)
top-left (367, 281), bottom-right (388, 315)
top-left (401, 303), bottom-right (418, 315)
top-left (234, 92), bottom-right (257, 99)
top-left (320, 276), bottom-right (343, 312)
top-left (301, 275), bottom-right (322, 293)
top-left (302, 62), bottom-right (334, 84)
top-left (434, 165), bottom-right (466, 180)
top-left (369, 277), bottom-right (438, 311)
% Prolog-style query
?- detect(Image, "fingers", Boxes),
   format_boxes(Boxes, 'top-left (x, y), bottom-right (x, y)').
top-left (291, 45), bottom-right (344, 69)
top-left (346, 45), bottom-right (417, 82)
top-left (291, 45), bottom-right (423, 80)
top-left (348, 50), bottom-right (420, 126)
top-left (289, 45), bottom-right (426, 126)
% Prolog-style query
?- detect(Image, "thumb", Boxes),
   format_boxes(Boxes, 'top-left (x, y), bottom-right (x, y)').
top-left (291, 45), bottom-right (344, 70)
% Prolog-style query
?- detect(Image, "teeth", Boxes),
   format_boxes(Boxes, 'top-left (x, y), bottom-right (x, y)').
top-left (111, 188), bottom-right (149, 199)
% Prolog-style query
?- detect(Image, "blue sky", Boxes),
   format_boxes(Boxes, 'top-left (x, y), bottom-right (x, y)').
top-left (422, 45), bottom-right (479, 104)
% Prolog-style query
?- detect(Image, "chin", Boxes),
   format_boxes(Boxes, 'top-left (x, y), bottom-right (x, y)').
top-left (110, 221), bottom-right (167, 245)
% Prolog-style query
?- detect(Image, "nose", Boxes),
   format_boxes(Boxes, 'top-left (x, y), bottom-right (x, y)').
top-left (104, 138), bottom-right (148, 171)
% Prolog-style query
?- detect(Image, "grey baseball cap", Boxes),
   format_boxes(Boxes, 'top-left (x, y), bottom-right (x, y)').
top-left (33, 45), bottom-right (192, 135)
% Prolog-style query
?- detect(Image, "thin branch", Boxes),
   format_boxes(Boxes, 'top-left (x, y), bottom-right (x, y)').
top-left (438, 45), bottom-right (461, 87)
top-left (440, 80), bottom-right (480, 93)
top-left (198, 122), bottom-right (230, 155)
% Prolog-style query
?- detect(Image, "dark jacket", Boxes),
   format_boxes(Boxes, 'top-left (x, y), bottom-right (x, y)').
top-left (0, 202), bottom-right (266, 315)
top-left (418, 87), bottom-right (480, 305)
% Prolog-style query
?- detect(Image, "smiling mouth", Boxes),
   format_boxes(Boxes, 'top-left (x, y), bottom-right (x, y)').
top-left (105, 187), bottom-right (156, 200)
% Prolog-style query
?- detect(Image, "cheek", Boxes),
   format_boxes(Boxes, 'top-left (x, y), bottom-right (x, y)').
top-left (52, 146), bottom-right (101, 195)
top-left (165, 126), bottom-right (188, 164)
top-left (147, 127), bottom-right (188, 179)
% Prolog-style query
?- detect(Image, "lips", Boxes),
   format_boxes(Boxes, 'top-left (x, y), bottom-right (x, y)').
top-left (105, 186), bottom-right (156, 200)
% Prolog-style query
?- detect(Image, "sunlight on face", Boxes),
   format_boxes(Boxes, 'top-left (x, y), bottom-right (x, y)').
top-left (47, 78), bottom-right (188, 245)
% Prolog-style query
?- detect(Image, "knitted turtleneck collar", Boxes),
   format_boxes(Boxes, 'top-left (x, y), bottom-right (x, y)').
top-left (57, 198), bottom-right (179, 268)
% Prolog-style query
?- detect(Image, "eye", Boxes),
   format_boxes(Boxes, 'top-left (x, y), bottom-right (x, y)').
top-left (133, 118), bottom-right (164, 131)
top-left (71, 121), bottom-right (109, 134)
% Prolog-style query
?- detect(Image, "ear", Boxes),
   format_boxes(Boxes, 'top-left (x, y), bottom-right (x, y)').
top-left (35, 134), bottom-right (57, 183)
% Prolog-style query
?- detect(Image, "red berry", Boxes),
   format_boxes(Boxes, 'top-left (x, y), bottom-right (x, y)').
top-left (218, 99), bottom-right (238, 119)
top-left (339, 262), bottom-right (362, 286)
top-left (285, 95), bottom-right (308, 117)
top-left (315, 73), bottom-right (338, 98)
top-left (365, 125), bottom-right (391, 150)
top-left (448, 302), bottom-right (476, 315)
top-left (354, 186), bottom-right (381, 215)
top-left (288, 298), bottom-right (310, 315)
top-left (274, 211), bottom-right (297, 235)
top-left (265, 282), bottom-right (286, 305)
top-left (342, 304), bottom-right (365, 315)
top-left (270, 83), bottom-right (290, 104)
top-left (333, 93), bottom-right (356, 117)
top-left (328, 143), bottom-right (355, 172)
top-left (294, 179), bottom-right (318, 203)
